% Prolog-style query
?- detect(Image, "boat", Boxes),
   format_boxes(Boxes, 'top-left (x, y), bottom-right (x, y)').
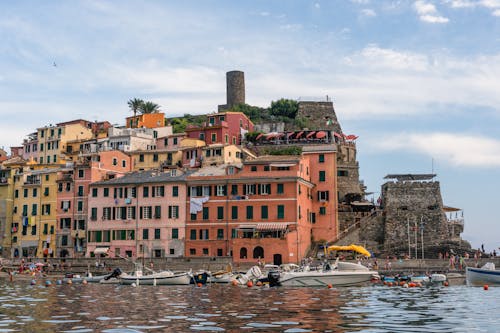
top-left (271, 260), bottom-right (379, 287)
top-left (466, 263), bottom-right (500, 286)
top-left (118, 268), bottom-right (192, 286)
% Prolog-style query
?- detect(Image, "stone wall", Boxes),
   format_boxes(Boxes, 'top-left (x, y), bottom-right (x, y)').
top-left (296, 101), bottom-right (343, 134)
top-left (381, 181), bottom-right (449, 256)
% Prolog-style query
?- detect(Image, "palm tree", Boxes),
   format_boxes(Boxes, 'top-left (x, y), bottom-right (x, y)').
top-left (127, 98), bottom-right (144, 117)
top-left (139, 101), bottom-right (161, 114)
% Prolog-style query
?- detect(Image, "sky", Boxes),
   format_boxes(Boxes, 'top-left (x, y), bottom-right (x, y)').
top-left (1, 0), bottom-right (499, 252)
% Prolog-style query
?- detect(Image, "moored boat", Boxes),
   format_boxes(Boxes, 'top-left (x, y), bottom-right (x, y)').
top-left (119, 269), bottom-right (192, 286)
top-left (466, 263), bottom-right (500, 286)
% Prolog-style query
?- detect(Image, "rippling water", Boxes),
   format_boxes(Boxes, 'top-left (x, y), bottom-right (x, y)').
top-left (0, 278), bottom-right (498, 332)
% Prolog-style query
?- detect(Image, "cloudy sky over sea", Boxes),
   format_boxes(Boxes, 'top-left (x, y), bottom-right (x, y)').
top-left (1, 0), bottom-right (499, 251)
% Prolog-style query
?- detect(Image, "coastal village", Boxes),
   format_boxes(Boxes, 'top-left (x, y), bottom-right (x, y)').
top-left (0, 70), bottom-right (473, 269)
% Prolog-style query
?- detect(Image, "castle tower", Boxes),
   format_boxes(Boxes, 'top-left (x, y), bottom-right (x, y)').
top-left (226, 70), bottom-right (245, 108)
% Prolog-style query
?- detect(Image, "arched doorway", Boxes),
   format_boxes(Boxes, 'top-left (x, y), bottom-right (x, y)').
top-left (239, 247), bottom-right (247, 259)
top-left (253, 246), bottom-right (264, 259)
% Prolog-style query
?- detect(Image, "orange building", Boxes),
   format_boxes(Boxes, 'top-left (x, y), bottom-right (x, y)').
top-left (185, 144), bottom-right (337, 265)
top-left (126, 113), bottom-right (165, 129)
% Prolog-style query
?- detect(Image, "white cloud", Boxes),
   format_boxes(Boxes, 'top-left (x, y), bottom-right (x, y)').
top-left (314, 3), bottom-right (320, 9)
top-left (414, 0), bottom-right (449, 23)
top-left (444, 0), bottom-right (476, 8)
top-left (375, 132), bottom-right (500, 167)
top-left (443, 0), bottom-right (500, 16)
top-left (353, 45), bottom-right (429, 70)
top-left (260, 11), bottom-right (270, 16)
top-left (350, 0), bottom-right (370, 4)
top-left (493, 8), bottom-right (500, 15)
top-left (360, 8), bottom-right (377, 17)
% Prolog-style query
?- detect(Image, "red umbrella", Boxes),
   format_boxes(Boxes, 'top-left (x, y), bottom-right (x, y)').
top-left (316, 131), bottom-right (326, 139)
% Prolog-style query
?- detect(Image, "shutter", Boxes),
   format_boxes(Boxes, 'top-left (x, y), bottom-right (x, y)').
top-left (267, 184), bottom-right (271, 194)
top-left (140, 207), bottom-right (143, 219)
top-left (187, 186), bottom-right (191, 196)
top-left (243, 185), bottom-right (247, 195)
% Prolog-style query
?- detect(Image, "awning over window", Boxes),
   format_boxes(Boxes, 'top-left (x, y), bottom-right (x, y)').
top-left (256, 223), bottom-right (288, 231)
top-left (270, 163), bottom-right (296, 167)
top-left (237, 224), bottom-right (257, 230)
top-left (93, 247), bottom-right (110, 255)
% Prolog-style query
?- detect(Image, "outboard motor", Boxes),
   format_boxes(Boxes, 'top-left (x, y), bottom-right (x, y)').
top-left (105, 267), bottom-right (122, 280)
top-left (192, 271), bottom-right (209, 285)
top-left (267, 270), bottom-right (281, 287)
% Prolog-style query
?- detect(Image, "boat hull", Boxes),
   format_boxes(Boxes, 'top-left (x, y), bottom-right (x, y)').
top-left (278, 270), bottom-right (377, 287)
top-left (466, 267), bottom-right (500, 286)
top-left (120, 272), bottom-right (192, 286)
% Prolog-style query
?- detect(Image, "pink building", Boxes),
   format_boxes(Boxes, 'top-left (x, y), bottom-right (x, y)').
top-left (185, 111), bottom-right (254, 146)
top-left (87, 169), bottom-right (187, 258)
top-left (56, 151), bottom-right (132, 257)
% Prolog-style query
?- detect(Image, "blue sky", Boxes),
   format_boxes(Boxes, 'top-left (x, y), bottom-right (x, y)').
top-left (1, 0), bottom-right (499, 252)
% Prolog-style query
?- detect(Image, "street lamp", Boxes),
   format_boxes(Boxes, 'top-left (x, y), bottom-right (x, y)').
top-left (420, 217), bottom-right (425, 260)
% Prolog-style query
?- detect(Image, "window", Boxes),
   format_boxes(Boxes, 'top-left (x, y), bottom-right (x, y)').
top-left (245, 184), bottom-right (256, 195)
top-left (14, 190), bottom-right (18, 198)
top-left (42, 204), bottom-right (51, 215)
top-left (199, 229), bottom-right (209, 240)
top-left (251, 166), bottom-right (257, 172)
top-left (92, 188), bottom-right (98, 197)
top-left (211, 133), bottom-right (216, 142)
top-left (231, 206), bottom-right (238, 220)
top-left (44, 187), bottom-right (49, 196)
top-left (31, 204), bottom-right (37, 216)
top-left (246, 206), bottom-right (253, 219)
top-left (172, 228), bottom-right (178, 239)
top-left (190, 230), bottom-right (196, 240)
top-left (151, 205), bottom-right (160, 219)
top-left (253, 246), bottom-right (264, 259)
top-left (319, 171), bottom-right (326, 182)
top-left (60, 218), bottom-right (71, 229)
top-left (23, 188), bottom-right (28, 198)
top-left (225, 134), bottom-right (229, 143)
top-left (143, 186), bottom-right (149, 197)
top-left (190, 248), bottom-right (196, 255)
top-left (232, 228), bottom-right (237, 238)
top-left (318, 191), bottom-right (330, 201)
top-left (22, 204), bottom-right (28, 216)
top-left (217, 229), bottom-right (224, 239)
top-left (122, 160), bottom-right (126, 168)
top-left (153, 153), bottom-right (158, 162)
top-left (78, 169), bottom-right (84, 178)
top-left (227, 166), bottom-right (235, 175)
top-left (277, 183), bottom-right (284, 194)
top-left (127, 206), bottom-right (136, 219)
top-left (143, 229), bottom-right (149, 240)
top-left (112, 158), bottom-right (117, 166)
top-left (61, 235), bottom-right (68, 246)
top-left (217, 206), bottom-right (224, 220)
top-left (319, 154), bottom-right (325, 163)
top-left (277, 205), bottom-right (285, 219)
top-left (337, 170), bottom-right (348, 177)
top-left (139, 154), bottom-right (144, 162)
top-left (168, 205), bottom-right (179, 219)
top-left (141, 206), bottom-right (152, 219)
top-left (259, 184), bottom-right (271, 195)
top-left (103, 207), bottom-right (111, 220)
top-left (173, 137), bottom-right (178, 145)
top-left (202, 207), bottom-right (209, 220)
top-left (77, 201), bottom-right (83, 212)
top-left (191, 213), bottom-right (197, 220)
top-left (216, 185), bottom-right (227, 196)
top-left (311, 212), bottom-right (316, 224)
top-left (261, 205), bottom-right (268, 219)
top-left (319, 207), bottom-right (326, 215)
top-left (152, 186), bottom-right (164, 197)
top-left (32, 188), bottom-right (37, 197)
top-left (77, 186), bottom-right (84, 196)
top-left (231, 185), bottom-right (238, 195)
top-left (91, 208), bottom-right (97, 220)
top-left (103, 188), bottom-right (109, 197)
top-left (172, 186), bottom-right (178, 197)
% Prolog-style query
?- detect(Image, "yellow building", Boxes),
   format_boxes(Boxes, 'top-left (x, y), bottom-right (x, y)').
top-left (129, 149), bottom-right (183, 171)
top-left (37, 119), bottom-right (94, 165)
top-left (11, 167), bottom-right (59, 258)
top-left (0, 157), bottom-right (26, 257)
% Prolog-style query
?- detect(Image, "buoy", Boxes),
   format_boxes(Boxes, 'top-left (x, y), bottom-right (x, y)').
top-left (247, 281), bottom-right (253, 288)
top-left (327, 284), bottom-right (333, 289)
top-left (197, 282), bottom-right (202, 287)
top-left (387, 282), bottom-right (393, 287)
top-left (484, 284), bottom-right (489, 290)
top-left (30, 279), bottom-right (36, 285)
top-left (443, 281), bottom-right (449, 287)
top-left (231, 280), bottom-right (238, 286)
top-left (256, 281), bottom-right (263, 287)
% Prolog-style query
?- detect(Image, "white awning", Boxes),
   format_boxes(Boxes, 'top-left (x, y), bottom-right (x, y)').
top-left (93, 247), bottom-right (109, 255)
top-left (270, 163), bottom-right (296, 167)
top-left (256, 223), bottom-right (288, 231)
top-left (237, 224), bottom-right (257, 230)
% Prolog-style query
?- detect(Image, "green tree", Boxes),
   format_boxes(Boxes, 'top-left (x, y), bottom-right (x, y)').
top-left (127, 98), bottom-right (144, 117)
top-left (270, 98), bottom-right (299, 119)
top-left (139, 101), bottom-right (161, 114)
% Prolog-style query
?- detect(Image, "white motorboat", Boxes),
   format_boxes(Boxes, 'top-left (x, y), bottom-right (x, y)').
top-left (466, 263), bottom-right (500, 286)
top-left (273, 261), bottom-right (379, 287)
top-left (119, 269), bottom-right (192, 286)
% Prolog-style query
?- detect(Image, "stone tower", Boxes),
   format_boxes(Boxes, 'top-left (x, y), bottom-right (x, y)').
top-left (226, 70), bottom-right (245, 109)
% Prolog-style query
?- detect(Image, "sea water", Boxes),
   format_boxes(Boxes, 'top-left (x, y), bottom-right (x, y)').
top-left (0, 279), bottom-right (498, 332)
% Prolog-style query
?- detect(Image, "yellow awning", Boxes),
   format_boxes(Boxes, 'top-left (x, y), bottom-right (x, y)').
top-left (327, 244), bottom-right (371, 257)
